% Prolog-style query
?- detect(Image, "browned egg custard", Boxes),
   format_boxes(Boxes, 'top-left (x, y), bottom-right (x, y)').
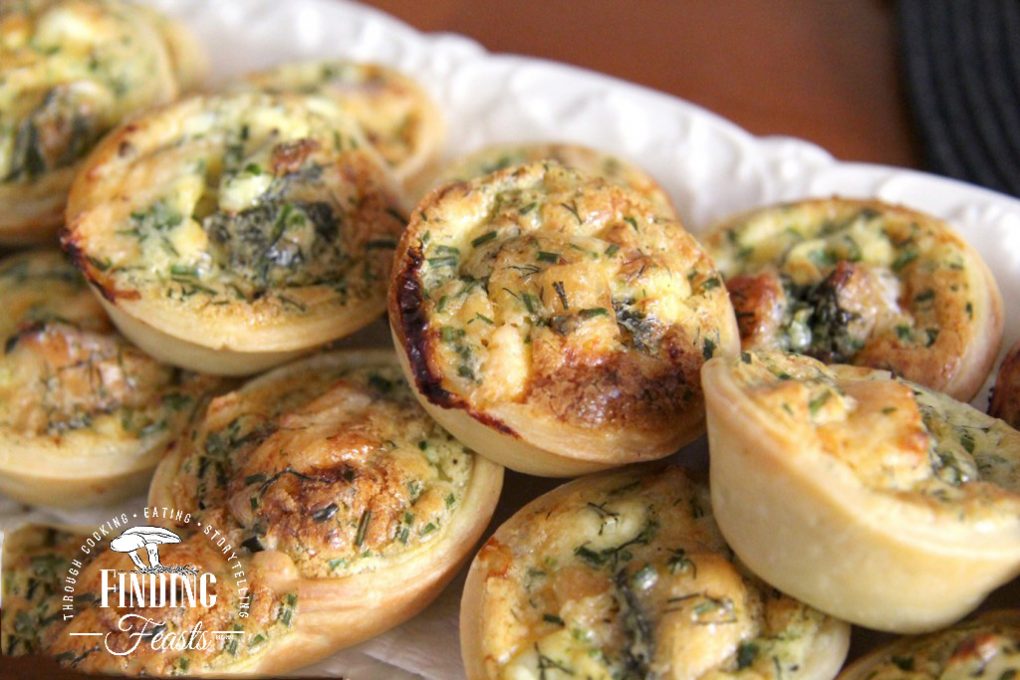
top-left (704, 349), bottom-right (1020, 633)
top-left (390, 161), bottom-right (739, 476)
top-left (146, 350), bottom-right (503, 670)
top-left (240, 59), bottom-right (443, 188)
top-left (422, 142), bottom-right (677, 217)
top-left (0, 250), bottom-right (217, 506)
top-left (63, 92), bottom-right (407, 375)
top-left (990, 339), bottom-right (1020, 429)
top-left (461, 465), bottom-right (850, 680)
top-left (705, 199), bottom-right (1003, 401)
top-left (838, 611), bottom-right (1020, 679)
top-left (0, 0), bottom-right (189, 244)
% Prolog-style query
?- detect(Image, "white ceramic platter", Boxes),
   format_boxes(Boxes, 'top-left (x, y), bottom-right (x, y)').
top-left (2, 0), bottom-right (1019, 677)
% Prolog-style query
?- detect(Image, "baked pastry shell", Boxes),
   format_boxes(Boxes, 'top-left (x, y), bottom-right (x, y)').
top-left (703, 358), bottom-right (1020, 633)
top-left (837, 609), bottom-right (1020, 679)
top-left (147, 349), bottom-right (505, 666)
top-left (389, 324), bottom-right (697, 477)
top-left (459, 466), bottom-right (850, 680)
top-left (63, 94), bottom-right (405, 376)
top-left (0, 437), bottom-right (156, 507)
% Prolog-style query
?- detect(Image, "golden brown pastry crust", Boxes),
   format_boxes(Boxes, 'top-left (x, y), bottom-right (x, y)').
top-left (0, 0), bottom-right (179, 244)
top-left (240, 60), bottom-right (443, 189)
top-left (390, 161), bottom-right (739, 476)
top-left (704, 350), bottom-right (1020, 633)
top-left (62, 92), bottom-right (407, 375)
top-left (460, 465), bottom-right (849, 680)
top-left (144, 349), bottom-right (503, 671)
top-left (705, 198), bottom-right (1003, 402)
top-left (420, 142), bottom-right (677, 217)
top-left (0, 250), bottom-right (217, 507)
top-left (838, 610), bottom-right (1020, 679)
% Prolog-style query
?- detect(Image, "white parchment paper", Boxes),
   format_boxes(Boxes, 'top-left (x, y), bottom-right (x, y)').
top-left (2, 0), bottom-right (1020, 677)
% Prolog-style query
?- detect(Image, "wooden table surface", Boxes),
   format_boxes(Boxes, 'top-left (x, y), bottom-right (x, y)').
top-left (1, 2), bottom-right (920, 678)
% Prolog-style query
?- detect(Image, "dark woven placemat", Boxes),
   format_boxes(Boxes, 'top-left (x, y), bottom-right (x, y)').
top-left (898, 0), bottom-right (1020, 197)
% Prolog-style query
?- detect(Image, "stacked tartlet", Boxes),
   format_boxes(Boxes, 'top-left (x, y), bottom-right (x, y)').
top-left (0, 0), bottom-right (198, 244)
top-left (0, 250), bottom-right (218, 506)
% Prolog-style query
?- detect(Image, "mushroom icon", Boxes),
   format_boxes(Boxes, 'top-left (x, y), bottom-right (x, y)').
top-left (110, 526), bottom-right (182, 572)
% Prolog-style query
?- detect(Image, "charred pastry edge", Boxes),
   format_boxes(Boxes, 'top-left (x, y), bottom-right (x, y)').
top-left (837, 610), bottom-right (1020, 679)
top-left (702, 353), bottom-right (1020, 634)
top-left (146, 348), bottom-right (505, 672)
top-left (388, 168), bottom-right (736, 476)
top-left (391, 240), bottom-right (518, 438)
top-left (459, 464), bottom-right (851, 680)
top-left (707, 196), bottom-right (1004, 403)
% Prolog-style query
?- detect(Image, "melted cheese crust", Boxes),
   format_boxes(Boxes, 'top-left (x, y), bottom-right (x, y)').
top-left (63, 92), bottom-right (406, 353)
top-left (1, 524), bottom-right (293, 675)
top-left (240, 60), bottom-right (443, 185)
top-left (0, 0), bottom-right (179, 237)
top-left (391, 161), bottom-right (738, 461)
top-left (840, 612), bottom-right (1020, 679)
top-left (0, 251), bottom-right (216, 484)
top-left (990, 339), bottom-right (1020, 429)
top-left (728, 350), bottom-right (1020, 523)
top-left (427, 142), bottom-right (677, 217)
top-left (465, 466), bottom-right (844, 679)
top-left (705, 199), bottom-right (1002, 401)
top-left (154, 351), bottom-right (477, 580)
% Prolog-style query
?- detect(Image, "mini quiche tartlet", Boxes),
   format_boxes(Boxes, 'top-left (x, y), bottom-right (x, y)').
top-left (703, 349), bottom-right (1020, 633)
top-left (1, 523), bottom-right (298, 675)
top-left (705, 198), bottom-right (1003, 402)
top-left (240, 60), bottom-right (443, 188)
top-left (990, 339), bottom-right (1020, 429)
top-left (422, 141), bottom-right (677, 217)
top-left (147, 350), bottom-right (503, 666)
top-left (460, 465), bottom-right (850, 680)
top-left (63, 92), bottom-right (407, 375)
top-left (390, 161), bottom-right (739, 476)
top-left (0, 250), bottom-right (217, 507)
top-left (0, 0), bottom-right (181, 244)
top-left (838, 610), bottom-right (1020, 679)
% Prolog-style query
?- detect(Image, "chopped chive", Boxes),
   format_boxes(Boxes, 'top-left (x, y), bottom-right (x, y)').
top-left (355, 510), bottom-right (372, 547)
top-left (522, 292), bottom-right (539, 315)
top-left (537, 251), bottom-right (559, 263)
top-left (892, 250), bottom-right (918, 271)
top-left (543, 613), bottom-right (565, 626)
top-left (579, 307), bottom-right (608, 319)
top-left (552, 281), bottom-right (569, 309)
top-left (471, 231), bottom-right (498, 247)
top-left (808, 391), bottom-right (831, 415)
top-left (605, 243), bottom-right (620, 257)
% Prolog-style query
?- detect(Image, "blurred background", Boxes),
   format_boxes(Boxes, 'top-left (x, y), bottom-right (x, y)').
top-left (366, 0), bottom-right (1020, 198)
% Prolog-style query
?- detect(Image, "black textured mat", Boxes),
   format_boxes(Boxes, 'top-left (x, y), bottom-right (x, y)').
top-left (898, 0), bottom-right (1020, 197)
